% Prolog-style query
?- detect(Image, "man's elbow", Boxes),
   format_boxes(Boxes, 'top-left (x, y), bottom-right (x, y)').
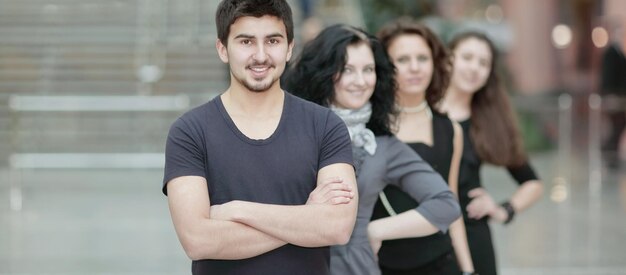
top-left (184, 248), bottom-right (203, 261)
top-left (179, 235), bottom-right (217, 261)
top-left (329, 213), bottom-right (356, 245)
top-left (181, 241), bottom-right (206, 261)
top-left (332, 223), bottom-right (354, 245)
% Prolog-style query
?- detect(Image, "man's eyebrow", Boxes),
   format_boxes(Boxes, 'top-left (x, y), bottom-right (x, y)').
top-left (233, 34), bottom-right (255, 40)
top-left (233, 33), bottom-right (285, 39)
top-left (266, 33), bottom-right (285, 39)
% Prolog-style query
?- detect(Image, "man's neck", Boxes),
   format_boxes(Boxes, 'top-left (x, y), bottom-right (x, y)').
top-left (220, 82), bottom-right (285, 140)
top-left (221, 84), bottom-right (284, 118)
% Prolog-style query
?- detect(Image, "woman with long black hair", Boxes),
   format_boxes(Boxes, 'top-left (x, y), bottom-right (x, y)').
top-left (283, 24), bottom-right (461, 274)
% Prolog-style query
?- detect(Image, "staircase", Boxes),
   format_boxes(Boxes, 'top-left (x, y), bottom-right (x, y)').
top-left (0, 0), bottom-right (230, 168)
top-left (0, 0), bottom-right (365, 168)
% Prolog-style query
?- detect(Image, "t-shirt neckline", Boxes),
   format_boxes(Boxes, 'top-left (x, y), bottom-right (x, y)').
top-left (215, 91), bottom-right (289, 146)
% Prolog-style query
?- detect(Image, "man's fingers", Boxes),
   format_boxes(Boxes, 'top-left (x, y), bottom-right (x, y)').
top-left (318, 182), bottom-right (352, 195)
top-left (330, 196), bottom-right (352, 204)
top-left (326, 190), bottom-right (354, 199)
top-left (308, 181), bottom-right (354, 205)
top-left (321, 177), bottom-right (343, 184)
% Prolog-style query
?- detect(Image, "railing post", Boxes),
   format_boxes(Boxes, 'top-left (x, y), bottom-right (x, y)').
top-left (551, 93), bottom-right (572, 207)
top-left (557, 93), bottom-right (572, 185)
top-left (9, 98), bottom-right (22, 211)
top-left (553, 93), bottom-right (573, 264)
top-left (588, 93), bottom-right (602, 197)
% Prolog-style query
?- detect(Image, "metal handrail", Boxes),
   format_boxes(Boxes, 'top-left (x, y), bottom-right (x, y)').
top-left (6, 94), bottom-right (190, 211)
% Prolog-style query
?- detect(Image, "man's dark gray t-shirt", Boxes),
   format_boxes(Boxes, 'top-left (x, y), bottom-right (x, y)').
top-left (162, 92), bottom-right (353, 275)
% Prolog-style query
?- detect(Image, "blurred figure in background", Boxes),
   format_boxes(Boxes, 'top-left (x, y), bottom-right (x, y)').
top-left (600, 18), bottom-right (626, 168)
top-left (299, 0), bottom-right (316, 20)
top-left (284, 24), bottom-right (461, 275)
top-left (299, 0), bottom-right (323, 44)
top-left (370, 18), bottom-right (476, 275)
top-left (301, 16), bottom-right (324, 44)
top-left (441, 31), bottom-right (544, 275)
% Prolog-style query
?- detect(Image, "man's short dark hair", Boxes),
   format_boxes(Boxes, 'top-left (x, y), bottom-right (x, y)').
top-left (216, 0), bottom-right (294, 47)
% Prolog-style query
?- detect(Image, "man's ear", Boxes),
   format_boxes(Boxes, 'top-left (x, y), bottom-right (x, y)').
top-left (286, 41), bottom-right (295, 62)
top-left (216, 39), bottom-right (229, 63)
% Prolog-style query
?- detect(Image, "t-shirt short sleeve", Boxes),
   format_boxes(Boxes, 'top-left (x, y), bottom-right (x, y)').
top-left (318, 111), bottom-right (353, 170)
top-left (162, 117), bottom-right (206, 195)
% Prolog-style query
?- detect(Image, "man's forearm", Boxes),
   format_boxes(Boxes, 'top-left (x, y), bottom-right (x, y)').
top-left (182, 218), bottom-right (286, 260)
top-left (190, 174), bottom-right (356, 258)
top-left (227, 201), bottom-right (356, 247)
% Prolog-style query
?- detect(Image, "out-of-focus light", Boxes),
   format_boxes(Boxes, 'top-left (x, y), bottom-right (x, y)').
top-left (551, 177), bottom-right (568, 203)
top-left (485, 4), bottom-right (503, 24)
top-left (137, 65), bottom-right (163, 83)
top-left (552, 24), bottom-right (572, 49)
top-left (592, 27), bottom-right (609, 48)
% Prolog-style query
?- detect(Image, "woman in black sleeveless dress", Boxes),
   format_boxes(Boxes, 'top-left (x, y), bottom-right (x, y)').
top-left (370, 19), bottom-right (476, 275)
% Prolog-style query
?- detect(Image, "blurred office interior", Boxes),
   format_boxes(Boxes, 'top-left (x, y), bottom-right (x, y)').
top-left (1, 0), bottom-right (625, 274)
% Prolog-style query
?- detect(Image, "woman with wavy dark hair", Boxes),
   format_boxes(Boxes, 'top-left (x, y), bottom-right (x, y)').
top-left (283, 24), bottom-right (461, 275)
top-left (370, 18), bottom-right (475, 275)
top-left (441, 31), bottom-right (544, 275)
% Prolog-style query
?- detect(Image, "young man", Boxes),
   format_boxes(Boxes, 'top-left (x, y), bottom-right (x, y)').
top-left (162, 0), bottom-right (358, 274)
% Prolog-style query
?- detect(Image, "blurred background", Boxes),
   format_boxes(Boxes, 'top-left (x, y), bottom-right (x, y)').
top-left (1, 0), bottom-right (625, 274)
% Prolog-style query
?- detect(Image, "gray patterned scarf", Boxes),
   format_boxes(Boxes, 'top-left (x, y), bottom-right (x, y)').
top-left (330, 102), bottom-right (377, 155)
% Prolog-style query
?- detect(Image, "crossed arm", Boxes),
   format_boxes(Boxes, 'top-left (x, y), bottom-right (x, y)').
top-left (166, 163), bottom-right (358, 260)
top-left (367, 138), bottom-right (461, 253)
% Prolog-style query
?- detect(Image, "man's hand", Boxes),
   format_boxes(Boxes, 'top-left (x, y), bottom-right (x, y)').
top-left (307, 176), bottom-right (355, 205)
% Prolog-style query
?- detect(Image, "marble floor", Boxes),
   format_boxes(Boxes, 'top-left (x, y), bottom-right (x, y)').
top-left (1, 150), bottom-right (625, 274)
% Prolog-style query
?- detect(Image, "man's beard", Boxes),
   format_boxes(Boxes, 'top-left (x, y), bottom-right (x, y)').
top-left (233, 63), bottom-right (279, 93)
top-left (242, 77), bottom-right (276, 93)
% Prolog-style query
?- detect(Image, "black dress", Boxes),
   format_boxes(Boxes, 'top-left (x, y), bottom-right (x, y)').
top-left (371, 111), bottom-right (461, 275)
top-left (458, 119), bottom-right (538, 275)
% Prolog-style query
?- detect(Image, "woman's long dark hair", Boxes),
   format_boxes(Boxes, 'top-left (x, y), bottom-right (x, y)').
top-left (448, 31), bottom-right (527, 167)
top-left (282, 24), bottom-right (397, 136)
top-left (377, 18), bottom-right (451, 110)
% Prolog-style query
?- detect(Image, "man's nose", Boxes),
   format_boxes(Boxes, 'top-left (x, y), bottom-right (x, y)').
top-left (253, 44), bottom-right (268, 63)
